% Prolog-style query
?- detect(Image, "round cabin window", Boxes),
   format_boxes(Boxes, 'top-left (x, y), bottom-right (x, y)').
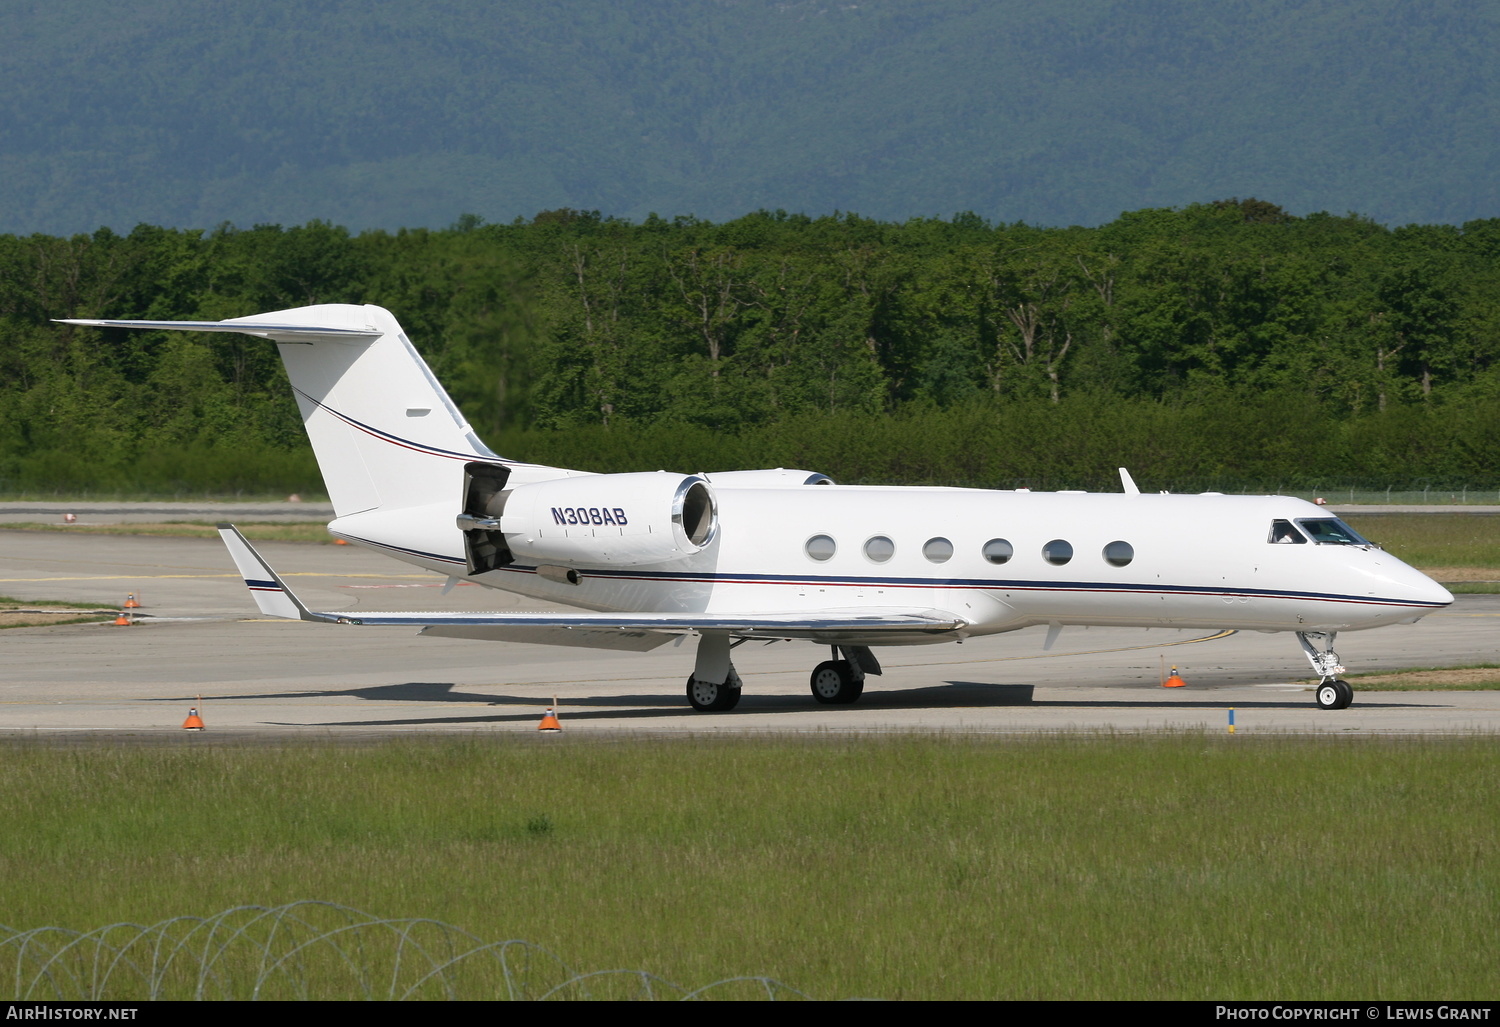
top-left (923, 537), bottom-right (954, 563)
top-left (805, 534), bottom-right (836, 561)
top-left (982, 539), bottom-right (1014, 564)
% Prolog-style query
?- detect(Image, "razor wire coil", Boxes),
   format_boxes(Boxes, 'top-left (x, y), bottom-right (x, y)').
top-left (1, 901), bottom-right (808, 1000)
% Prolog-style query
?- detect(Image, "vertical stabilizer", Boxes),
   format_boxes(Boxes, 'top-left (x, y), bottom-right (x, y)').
top-left (232, 304), bottom-right (493, 517)
top-left (60, 304), bottom-right (512, 518)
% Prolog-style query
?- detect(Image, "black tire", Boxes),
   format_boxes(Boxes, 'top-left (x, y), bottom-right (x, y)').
top-left (1315, 681), bottom-right (1342, 710)
top-left (809, 660), bottom-right (863, 705)
top-left (1334, 679), bottom-right (1354, 709)
top-left (686, 675), bottom-right (741, 712)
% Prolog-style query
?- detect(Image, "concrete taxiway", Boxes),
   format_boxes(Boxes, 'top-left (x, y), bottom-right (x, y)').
top-left (3, 527), bottom-right (1498, 737)
top-left (0, 500), bottom-right (335, 525)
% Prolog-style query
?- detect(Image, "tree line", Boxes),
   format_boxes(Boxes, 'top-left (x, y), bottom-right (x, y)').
top-left (2, 199), bottom-right (1498, 495)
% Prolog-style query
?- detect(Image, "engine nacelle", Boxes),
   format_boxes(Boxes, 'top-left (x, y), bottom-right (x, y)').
top-left (499, 471), bottom-right (718, 566)
top-left (704, 468), bottom-right (834, 486)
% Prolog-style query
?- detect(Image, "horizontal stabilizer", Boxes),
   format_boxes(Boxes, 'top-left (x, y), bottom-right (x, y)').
top-left (55, 317), bottom-right (381, 345)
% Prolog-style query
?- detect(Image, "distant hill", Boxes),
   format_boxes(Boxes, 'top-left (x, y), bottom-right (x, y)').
top-left (4, 0), bottom-right (1499, 234)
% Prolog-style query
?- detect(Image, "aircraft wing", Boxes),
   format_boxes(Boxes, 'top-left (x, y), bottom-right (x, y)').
top-left (217, 525), bottom-right (966, 647)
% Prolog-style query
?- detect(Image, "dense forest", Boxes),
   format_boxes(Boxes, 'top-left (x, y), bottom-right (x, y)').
top-left (3, 200), bottom-right (1499, 496)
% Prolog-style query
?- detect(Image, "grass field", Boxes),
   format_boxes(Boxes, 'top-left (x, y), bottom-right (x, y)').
top-left (1, 521), bottom-right (334, 543)
top-left (1343, 514), bottom-right (1500, 579)
top-left (1344, 665), bottom-right (1500, 690)
top-left (1, 735), bottom-right (1495, 1000)
top-left (0, 594), bottom-right (115, 629)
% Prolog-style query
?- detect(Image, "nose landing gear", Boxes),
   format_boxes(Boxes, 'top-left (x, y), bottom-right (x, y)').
top-left (1315, 678), bottom-right (1354, 710)
top-left (1299, 631), bottom-right (1353, 709)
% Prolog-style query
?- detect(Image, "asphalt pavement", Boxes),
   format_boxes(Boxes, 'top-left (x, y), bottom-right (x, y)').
top-left (3, 527), bottom-right (1497, 737)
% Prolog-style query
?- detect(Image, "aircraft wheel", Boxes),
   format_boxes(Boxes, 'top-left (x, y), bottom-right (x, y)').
top-left (1334, 679), bottom-right (1354, 709)
top-left (810, 660), bottom-right (864, 705)
top-left (686, 675), bottom-right (741, 712)
top-left (1316, 680), bottom-right (1343, 710)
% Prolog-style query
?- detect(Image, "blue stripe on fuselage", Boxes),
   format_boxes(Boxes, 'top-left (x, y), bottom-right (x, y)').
top-left (333, 533), bottom-right (1443, 610)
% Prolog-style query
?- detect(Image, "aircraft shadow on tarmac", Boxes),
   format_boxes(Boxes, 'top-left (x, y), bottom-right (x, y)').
top-left (152, 679), bottom-right (1432, 728)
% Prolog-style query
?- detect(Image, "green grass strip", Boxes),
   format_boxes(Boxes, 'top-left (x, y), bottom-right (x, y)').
top-left (0, 593), bottom-right (117, 628)
top-left (1343, 663), bottom-right (1500, 690)
top-left (1343, 514), bottom-right (1500, 570)
top-left (0, 734), bottom-right (1494, 1000)
top-left (0, 521), bottom-right (333, 543)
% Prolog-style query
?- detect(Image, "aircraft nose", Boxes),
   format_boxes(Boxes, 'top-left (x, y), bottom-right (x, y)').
top-left (1361, 559), bottom-right (1455, 624)
top-left (1395, 564), bottom-right (1454, 611)
top-left (1417, 577), bottom-right (1455, 608)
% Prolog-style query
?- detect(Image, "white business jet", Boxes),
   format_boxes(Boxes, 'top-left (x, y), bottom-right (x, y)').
top-left (58, 304), bottom-right (1454, 712)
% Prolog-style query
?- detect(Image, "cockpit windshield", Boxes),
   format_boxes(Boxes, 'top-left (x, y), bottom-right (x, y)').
top-left (1295, 518), bottom-right (1372, 545)
top-left (1269, 519), bottom-right (1307, 544)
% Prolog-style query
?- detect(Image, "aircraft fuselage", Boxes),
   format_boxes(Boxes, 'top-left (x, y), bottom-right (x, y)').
top-left (331, 486), bottom-right (1451, 645)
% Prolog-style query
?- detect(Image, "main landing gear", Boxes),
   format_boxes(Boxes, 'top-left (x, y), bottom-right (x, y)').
top-left (810, 646), bottom-right (881, 705)
top-left (686, 666), bottom-right (742, 711)
top-left (685, 637), bottom-right (883, 711)
top-left (1298, 631), bottom-right (1354, 710)
top-left (686, 632), bottom-right (743, 711)
top-left (810, 659), bottom-right (864, 705)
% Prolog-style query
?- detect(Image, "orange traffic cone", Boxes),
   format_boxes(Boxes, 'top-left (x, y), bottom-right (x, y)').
top-left (114, 610), bottom-right (133, 626)
top-left (1163, 665), bottom-right (1187, 688)
top-left (124, 593), bottom-right (141, 609)
top-left (538, 701), bottom-right (562, 732)
top-left (182, 706), bottom-right (205, 731)
top-left (334, 539), bottom-right (350, 545)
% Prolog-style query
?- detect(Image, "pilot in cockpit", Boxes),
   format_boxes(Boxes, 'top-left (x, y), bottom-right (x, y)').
top-left (1270, 520), bottom-right (1305, 544)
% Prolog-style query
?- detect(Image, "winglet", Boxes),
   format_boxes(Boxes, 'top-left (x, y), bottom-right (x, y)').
top-left (216, 524), bottom-right (332, 622)
top-left (1119, 467), bottom-right (1140, 495)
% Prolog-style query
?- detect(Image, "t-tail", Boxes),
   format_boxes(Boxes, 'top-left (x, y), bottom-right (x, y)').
top-left (246, 303), bottom-right (502, 517)
top-left (60, 304), bottom-right (537, 514)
